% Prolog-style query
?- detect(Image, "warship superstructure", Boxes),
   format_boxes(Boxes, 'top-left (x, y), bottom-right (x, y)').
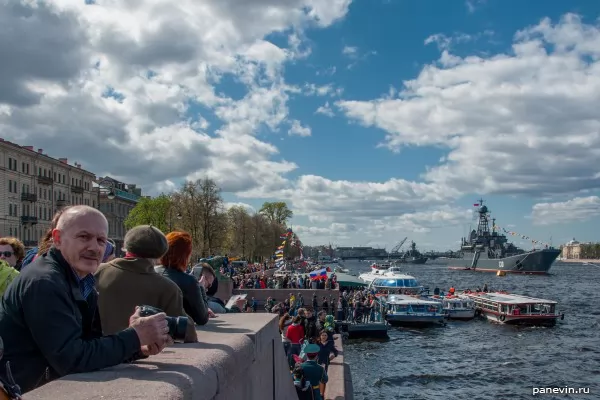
top-left (448, 200), bottom-right (560, 274)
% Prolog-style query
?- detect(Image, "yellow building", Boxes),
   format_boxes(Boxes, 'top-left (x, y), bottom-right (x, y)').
top-left (95, 176), bottom-right (143, 255)
top-left (0, 138), bottom-right (96, 247)
top-left (561, 238), bottom-right (581, 260)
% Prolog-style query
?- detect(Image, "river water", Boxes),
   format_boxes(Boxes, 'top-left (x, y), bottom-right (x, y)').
top-left (342, 260), bottom-right (599, 400)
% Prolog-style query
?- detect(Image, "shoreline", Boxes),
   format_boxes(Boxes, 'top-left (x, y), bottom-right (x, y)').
top-left (558, 259), bottom-right (600, 263)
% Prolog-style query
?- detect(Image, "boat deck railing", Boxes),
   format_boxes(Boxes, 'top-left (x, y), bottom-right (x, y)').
top-left (336, 305), bottom-right (387, 324)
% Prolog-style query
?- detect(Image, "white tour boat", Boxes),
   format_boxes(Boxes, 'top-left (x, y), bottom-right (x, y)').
top-left (429, 295), bottom-right (476, 320)
top-left (465, 291), bottom-right (564, 326)
top-left (383, 295), bottom-right (445, 326)
top-left (358, 264), bottom-right (400, 284)
top-left (366, 270), bottom-right (423, 295)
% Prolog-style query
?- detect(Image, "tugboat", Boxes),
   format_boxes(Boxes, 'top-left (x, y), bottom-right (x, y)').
top-left (448, 200), bottom-right (560, 274)
top-left (397, 241), bottom-right (428, 264)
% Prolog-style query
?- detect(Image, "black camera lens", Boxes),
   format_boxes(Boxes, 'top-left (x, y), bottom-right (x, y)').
top-left (165, 316), bottom-right (188, 342)
top-left (138, 305), bottom-right (188, 342)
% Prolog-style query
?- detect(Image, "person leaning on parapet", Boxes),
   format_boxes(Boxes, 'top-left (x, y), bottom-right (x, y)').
top-left (190, 263), bottom-right (244, 313)
top-left (155, 231), bottom-right (214, 325)
top-left (0, 206), bottom-right (171, 394)
top-left (95, 225), bottom-right (198, 343)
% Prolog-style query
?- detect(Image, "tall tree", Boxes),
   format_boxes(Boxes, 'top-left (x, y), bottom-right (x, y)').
top-left (124, 195), bottom-right (172, 233)
top-left (259, 201), bottom-right (293, 225)
top-left (198, 177), bottom-right (224, 257)
top-left (227, 206), bottom-right (253, 259)
top-left (173, 181), bottom-right (204, 256)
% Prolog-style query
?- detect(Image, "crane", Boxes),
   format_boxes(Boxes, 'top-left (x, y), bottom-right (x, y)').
top-left (390, 237), bottom-right (408, 254)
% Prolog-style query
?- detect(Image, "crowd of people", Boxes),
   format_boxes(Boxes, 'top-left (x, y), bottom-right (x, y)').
top-left (277, 302), bottom-right (338, 400)
top-left (0, 205), bottom-right (365, 399)
top-left (232, 272), bottom-right (339, 290)
top-left (0, 205), bottom-right (244, 396)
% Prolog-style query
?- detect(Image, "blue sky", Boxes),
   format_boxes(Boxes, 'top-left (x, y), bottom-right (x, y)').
top-left (223, 0), bottom-right (600, 250)
top-left (2, 0), bottom-right (600, 251)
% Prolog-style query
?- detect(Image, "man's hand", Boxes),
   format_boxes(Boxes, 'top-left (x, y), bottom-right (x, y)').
top-left (141, 342), bottom-right (164, 356)
top-left (129, 307), bottom-right (170, 347)
top-left (208, 308), bottom-right (217, 318)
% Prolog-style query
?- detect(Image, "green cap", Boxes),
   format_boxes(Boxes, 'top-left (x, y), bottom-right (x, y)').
top-left (304, 344), bottom-right (320, 354)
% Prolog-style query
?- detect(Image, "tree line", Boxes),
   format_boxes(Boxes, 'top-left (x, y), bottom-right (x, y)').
top-left (124, 177), bottom-right (296, 261)
top-left (562, 243), bottom-right (600, 259)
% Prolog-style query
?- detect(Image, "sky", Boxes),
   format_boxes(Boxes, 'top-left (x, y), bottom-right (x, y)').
top-left (1, 0), bottom-right (600, 252)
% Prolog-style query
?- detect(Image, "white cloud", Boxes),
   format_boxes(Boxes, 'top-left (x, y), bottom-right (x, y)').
top-left (5, 3), bottom-right (599, 247)
top-left (0, 0), bottom-right (351, 193)
top-left (315, 101), bottom-right (335, 117)
top-left (424, 30), bottom-right (493, 51)
top-left (316, 66), bottom-right (337, 76)
top-left (288, 120), bottom-right (312, 137)
top-left (303, 83), bottom-right (341, 97)
top-left (342, 45), bottom-right (358, 56)
top-left (465, 0), bottom-right (486, 13)
top-left (225, 202), bottom-right (256, 213)
top-left (531, 196), bottom-right (600, 225)
top-left (337, 14), bottom-right (600, 197)
top-left (294, 206), bottom-right (472, 246)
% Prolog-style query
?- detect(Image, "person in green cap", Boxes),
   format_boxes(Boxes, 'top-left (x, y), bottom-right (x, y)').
top-left (300, 343), bottom-right (328, 400)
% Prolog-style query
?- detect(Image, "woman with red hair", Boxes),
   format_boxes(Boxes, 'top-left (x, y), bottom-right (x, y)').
top-left (155, 231), bottom-right (211, 325)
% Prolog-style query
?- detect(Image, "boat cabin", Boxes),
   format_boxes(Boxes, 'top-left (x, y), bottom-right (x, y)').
top-left (383, 295), bottom-right (445, 326)
top-left (466, 292), bottom-right (562, 325)
top-left (370, 275), bottom-right (422, 294)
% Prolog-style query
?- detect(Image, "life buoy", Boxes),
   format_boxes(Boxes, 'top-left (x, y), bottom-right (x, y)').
top-left (499, 314), bottom-right (506, 322)
top-left (560, 313), bottom-right (565, 320)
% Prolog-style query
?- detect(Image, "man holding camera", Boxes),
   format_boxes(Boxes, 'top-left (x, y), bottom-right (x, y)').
top-left (95, 225), bottom-right (197, 343)
top-left (0, 206), bottom-right (171, 394)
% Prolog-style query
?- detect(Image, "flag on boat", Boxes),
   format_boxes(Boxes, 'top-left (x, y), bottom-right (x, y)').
top-left (309, 268), bottom-right (328, 280)
top-left (473, 203), bottom-right (479, 207)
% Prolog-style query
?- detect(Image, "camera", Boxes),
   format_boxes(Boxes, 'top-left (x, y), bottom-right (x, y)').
top-left (138, 305), bottom-right (188, 342)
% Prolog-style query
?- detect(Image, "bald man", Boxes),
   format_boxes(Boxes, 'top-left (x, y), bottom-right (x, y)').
top-left (0, 206), bottom-right (171, 394)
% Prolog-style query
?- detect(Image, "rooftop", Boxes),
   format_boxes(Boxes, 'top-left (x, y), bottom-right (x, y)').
top-left (467, 292), bottom-right (557, 305)
top-left (0, 137), bottom-right (96, 176)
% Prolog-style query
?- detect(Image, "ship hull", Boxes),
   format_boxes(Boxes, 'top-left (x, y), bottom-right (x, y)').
top-left (448, 249), bottom-right (560, 274)
top-left (385, 314), bottom-right (446, 327)
top-left (398, 257), bottom-right (428, 265)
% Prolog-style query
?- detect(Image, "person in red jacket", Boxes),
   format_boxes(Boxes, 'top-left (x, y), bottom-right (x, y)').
top-left (285, 315), bottom-right (305, 368)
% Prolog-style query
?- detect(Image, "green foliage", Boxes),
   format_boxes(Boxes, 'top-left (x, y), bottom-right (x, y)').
top-left (579, 243), bottom-right (600, 259)
top-left (124, 194), bottom-right (173, 232)
top-left (122, 179), bottom-right (298, 262)
top-left (259, 201), bottom-right (293, 225)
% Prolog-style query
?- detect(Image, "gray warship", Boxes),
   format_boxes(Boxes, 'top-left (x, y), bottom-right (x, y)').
top-left (398, 241), bottom-right (428, 264)
top-left (448, 200), bottom-right (560, 274)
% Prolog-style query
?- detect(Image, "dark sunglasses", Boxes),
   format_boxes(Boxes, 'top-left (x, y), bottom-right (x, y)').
top-left (0, 251), bottom-right (14, 258)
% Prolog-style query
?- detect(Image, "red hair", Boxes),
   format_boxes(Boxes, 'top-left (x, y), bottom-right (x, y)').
top-left (160, 231), bottom-right (192, 272)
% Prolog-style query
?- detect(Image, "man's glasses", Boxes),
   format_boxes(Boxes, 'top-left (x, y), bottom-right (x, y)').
top-left (0, 251), bottom-right (14, 258)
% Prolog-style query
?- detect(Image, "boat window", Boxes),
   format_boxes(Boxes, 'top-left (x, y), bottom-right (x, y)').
top-left (386, 279), bottom-right (397, 287)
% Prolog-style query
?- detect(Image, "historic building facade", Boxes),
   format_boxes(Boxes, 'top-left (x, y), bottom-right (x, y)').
top-left (0, 138), bottom-right (96, 247)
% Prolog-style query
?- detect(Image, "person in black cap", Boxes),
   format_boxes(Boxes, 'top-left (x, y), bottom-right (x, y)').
top-left (300, 343), bottom-right (328, 400)
top-left (95, 225), bottom-right (198, 342)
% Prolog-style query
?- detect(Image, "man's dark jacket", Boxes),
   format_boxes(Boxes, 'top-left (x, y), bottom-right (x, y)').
top-left (0, 248), bottom-right (142, 393)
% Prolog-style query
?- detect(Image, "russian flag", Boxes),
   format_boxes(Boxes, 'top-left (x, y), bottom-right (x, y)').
top-left (309, 268), bottom-right (328, 280)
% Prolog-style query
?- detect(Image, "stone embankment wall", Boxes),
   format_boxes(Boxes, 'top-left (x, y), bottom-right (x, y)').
top-left (325, 335), bottom-right (354, 400)
top-left (27, 314), bottom-right (298, 400)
